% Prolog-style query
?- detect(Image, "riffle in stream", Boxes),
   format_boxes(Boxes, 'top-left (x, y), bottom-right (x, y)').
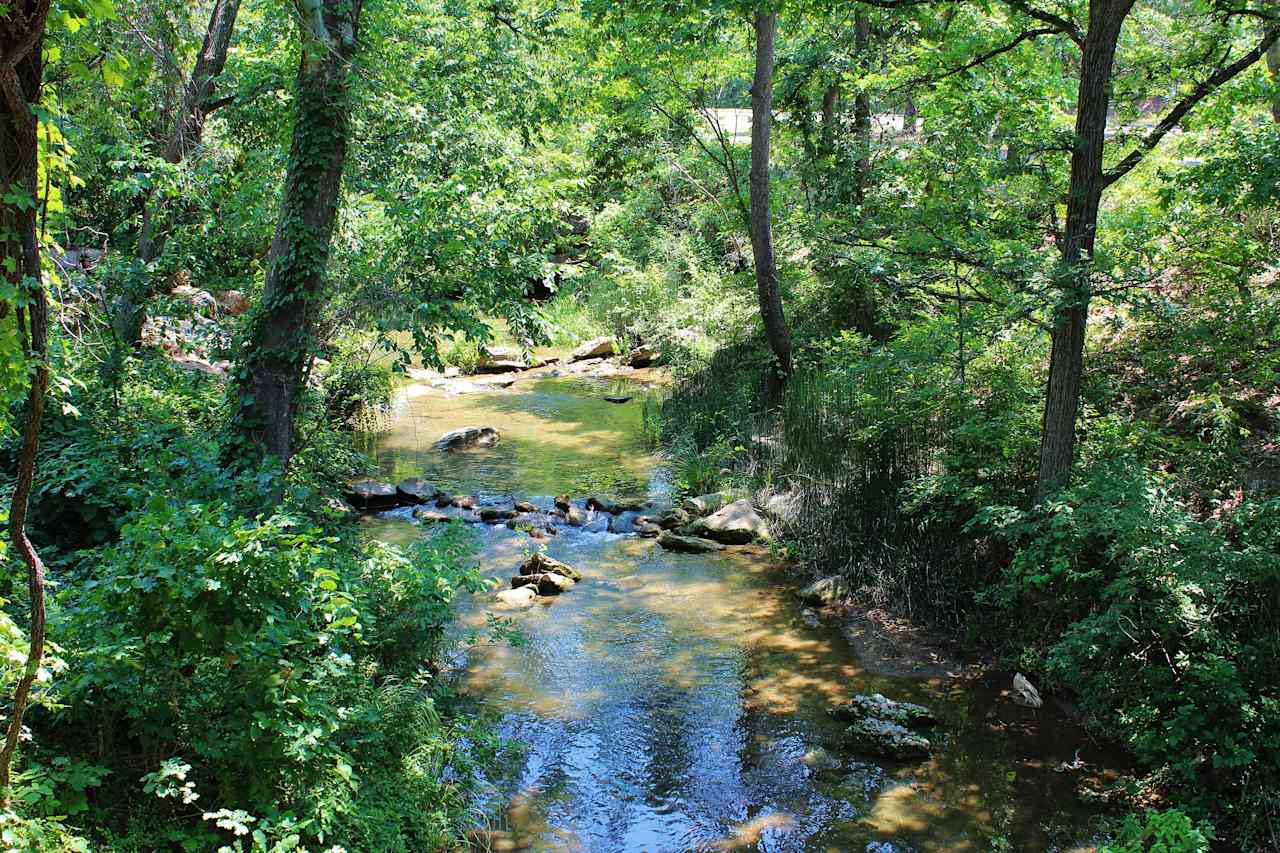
top-left (362, 375), bottom-right (1122, 852)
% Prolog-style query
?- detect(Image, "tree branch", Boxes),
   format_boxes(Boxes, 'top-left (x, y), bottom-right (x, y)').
top-left (1102, 30), bottom-right (1279, 188)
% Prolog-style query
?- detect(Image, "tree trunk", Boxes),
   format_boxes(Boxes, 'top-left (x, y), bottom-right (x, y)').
top-left (113, 0), bottom-right (243, 347)
top-left (234, 0), bottom-right (362, 471)
top-left (853, 8), bottom-right (872, 206)
top-left (819, 81), bottom-right (839, 157)
top-left (0, 0), bottom-right (52, 803)
top-left (749, 9), bottom-right (793, 399)
top-left (1268, 25), bottom-right (1280, 123)
top-left (1036, 0), bottom-right (1133, 498)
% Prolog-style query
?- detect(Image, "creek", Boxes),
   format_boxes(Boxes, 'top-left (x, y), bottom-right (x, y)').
top-left (362, 373), bottom-right (1120, 852)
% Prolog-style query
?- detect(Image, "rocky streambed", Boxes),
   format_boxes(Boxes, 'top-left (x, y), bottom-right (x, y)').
top-left (359, 371), bottom-right (1127, 852)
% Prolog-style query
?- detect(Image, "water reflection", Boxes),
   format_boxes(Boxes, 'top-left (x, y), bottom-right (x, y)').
top-left (365, 377), bottom-right (1120, 852)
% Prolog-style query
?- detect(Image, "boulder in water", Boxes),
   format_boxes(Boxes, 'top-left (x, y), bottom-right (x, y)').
top-left (433, 426), bottom-right (501, 450)
top-left (494, 586), bottom-right (538, 609)
top-left (686, 499), bottom-right (770, 544)
top-left (841, 717), bottom-right (931, 760)
top-left (635, 521), bottom-right (661, 538)
top-left (343, 479), bottom-right (398, 511)
top-left (586, 496), bottom-right (621, 514)
top-left (522, 552), bottom-right (582, 581)
top-left (434, 492), bottom-right (454, 508)
top-left (657, 531), bottom-right (725, 553)
top-left (512, 572), bottom-right (576, 595)
top-left (452, 495), bottom-right (477, 510)
top-left (479, 506), bottom-right (517, 522)
top-left (554, 494), bottom-right (572, 511)
top-left (514, 499), bottom-right (538, 513)
top-left (798, 575), bottom-right (849, 606)
top-left (564, 505), bottom-right (586, 526)
top-left (570, 336), bottom-right (615, 361)
top-left (659, 508), bottom-right (690, 529)
top-left (629, 343), bottom-right (659, 367)
top-left (1012, 673), bottom-right (1043, 708)
top-left (830, 694), bottom-right (938, 729)
top-left (396, 478), bottom-right (438, 504)
top-left (604, 395), bottom-right (631, 404)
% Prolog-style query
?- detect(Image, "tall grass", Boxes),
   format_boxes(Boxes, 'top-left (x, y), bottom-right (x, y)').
top-left (661, 344), bottom-right (990, 625)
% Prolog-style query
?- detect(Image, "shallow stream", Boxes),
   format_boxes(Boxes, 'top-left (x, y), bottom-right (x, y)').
top-left (364, 374), bottom-right (1120, 852)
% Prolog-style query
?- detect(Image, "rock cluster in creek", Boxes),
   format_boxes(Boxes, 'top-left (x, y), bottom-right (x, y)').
top-left (829, 693), bottom-right (939, 760)
top-left (495, 553), bottom-right (584, 608)
top-left (654, 491), bottom-right (774, 553)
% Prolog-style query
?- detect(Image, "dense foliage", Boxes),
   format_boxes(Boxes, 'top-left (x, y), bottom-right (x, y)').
top-left (0, 0), bottom-right (1277, 848)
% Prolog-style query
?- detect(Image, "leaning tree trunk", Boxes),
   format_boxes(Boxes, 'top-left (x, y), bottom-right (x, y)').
top-left (1036, 0), bottom-right (1133, 498)
top-left (0, 0), bottom-right (52, 804)
top-left (234, 0), bottom-right (361, 471)
top-left (112, 0), bottom-right (243, 347)
top-left (749, 9), bottom-right (793, 400)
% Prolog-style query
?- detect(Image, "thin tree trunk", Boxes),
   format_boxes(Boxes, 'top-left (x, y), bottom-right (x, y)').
top-left (1036, 0), bottom-right (1133, 498)
top-left (113, 0), bottom-right (243, 347)
top-left (853, 8), bottom-right (872, 207)
top-left (750, 9), bottom-right (792, 399)
top-left (234, 0), bottom-right (362, 471)
top-left (1268, 25), bottom-right (1280, 123)
top-left (0, 0), bottom-right (52, 803)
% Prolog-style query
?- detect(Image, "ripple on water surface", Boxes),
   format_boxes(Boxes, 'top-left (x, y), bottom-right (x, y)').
top-left (364, 376), bottom-right (1123, 852)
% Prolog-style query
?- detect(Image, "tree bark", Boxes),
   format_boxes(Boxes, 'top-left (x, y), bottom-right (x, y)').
top-left (113, 0), bottom-right (243, 347)
top-left (0, 0), bottom-right (52, 803)
top-left (853, 8), bottom-right (872, 207)
top-left (1035, 0), bottom-right (1133, 498)
top-left (1268, 23), bottom-right (1280, 123)
top-left (234, 0), bottom-right (362, 471)
top-left (749, 9), bottom-right (793, 399)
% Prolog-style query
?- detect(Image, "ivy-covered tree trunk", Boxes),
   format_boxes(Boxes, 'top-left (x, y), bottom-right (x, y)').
top-left (0, 0), bottom-right (52, 803)
top-left (1036, 1), bottom-right (1132, 498)
top-left (234, 0), bottom-right (362, 471)
top-left (749, 8), bottom-right (793, 399)
top-left (112, 0), bottom-right (243, 347)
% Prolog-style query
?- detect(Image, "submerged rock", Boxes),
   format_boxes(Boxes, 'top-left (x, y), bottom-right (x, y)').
top-left (830, 694), bottom-right (938, 729)
top-left (343, 479), bottom-right (398, 511)
top-left (657, 531), bottom-right (726, 553)
top-left (570, 336), bottom-right (615, 361)
top-left (396, 477), bottom-right (438, 504)
top-left (522, 552), bottom-right (583, 581)
top-left (604, 395), bottom-right (631, 404)
top-left (798, 575), bottom-right (849, 606)
top-left (686, 499), bottom-right (770, 544)
top-left (1012, 672), bottom-right (1043, 708)
top-left (435, 492), bottom-right (454, 508)
top-left (413, 508), bottom-right (453, 524)
top-left (433, 425), bottom-right (501, 450)
top-left (842, 717), bottom-right (931, 760)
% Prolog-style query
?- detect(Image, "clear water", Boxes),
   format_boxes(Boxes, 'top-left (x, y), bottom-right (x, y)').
top-left (364, 375), bottom-right (1121, 852)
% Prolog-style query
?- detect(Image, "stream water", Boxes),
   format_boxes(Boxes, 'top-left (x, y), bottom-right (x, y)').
top-left (363, 374), bottom-right (1121, 852)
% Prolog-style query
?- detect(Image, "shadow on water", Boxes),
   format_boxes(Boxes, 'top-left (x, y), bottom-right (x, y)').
top-left (363, 377), bottom-right (1123, 852)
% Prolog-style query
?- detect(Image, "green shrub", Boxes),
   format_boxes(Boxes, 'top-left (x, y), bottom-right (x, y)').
top-left (983, 462), bottom-right (1280, 831)
top-left (320, 358), bottom-right (394, 430)
top-left (441, 337), bottom-right (483, 373)
top-left (1099, 809), bottom-right (1215, 853)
